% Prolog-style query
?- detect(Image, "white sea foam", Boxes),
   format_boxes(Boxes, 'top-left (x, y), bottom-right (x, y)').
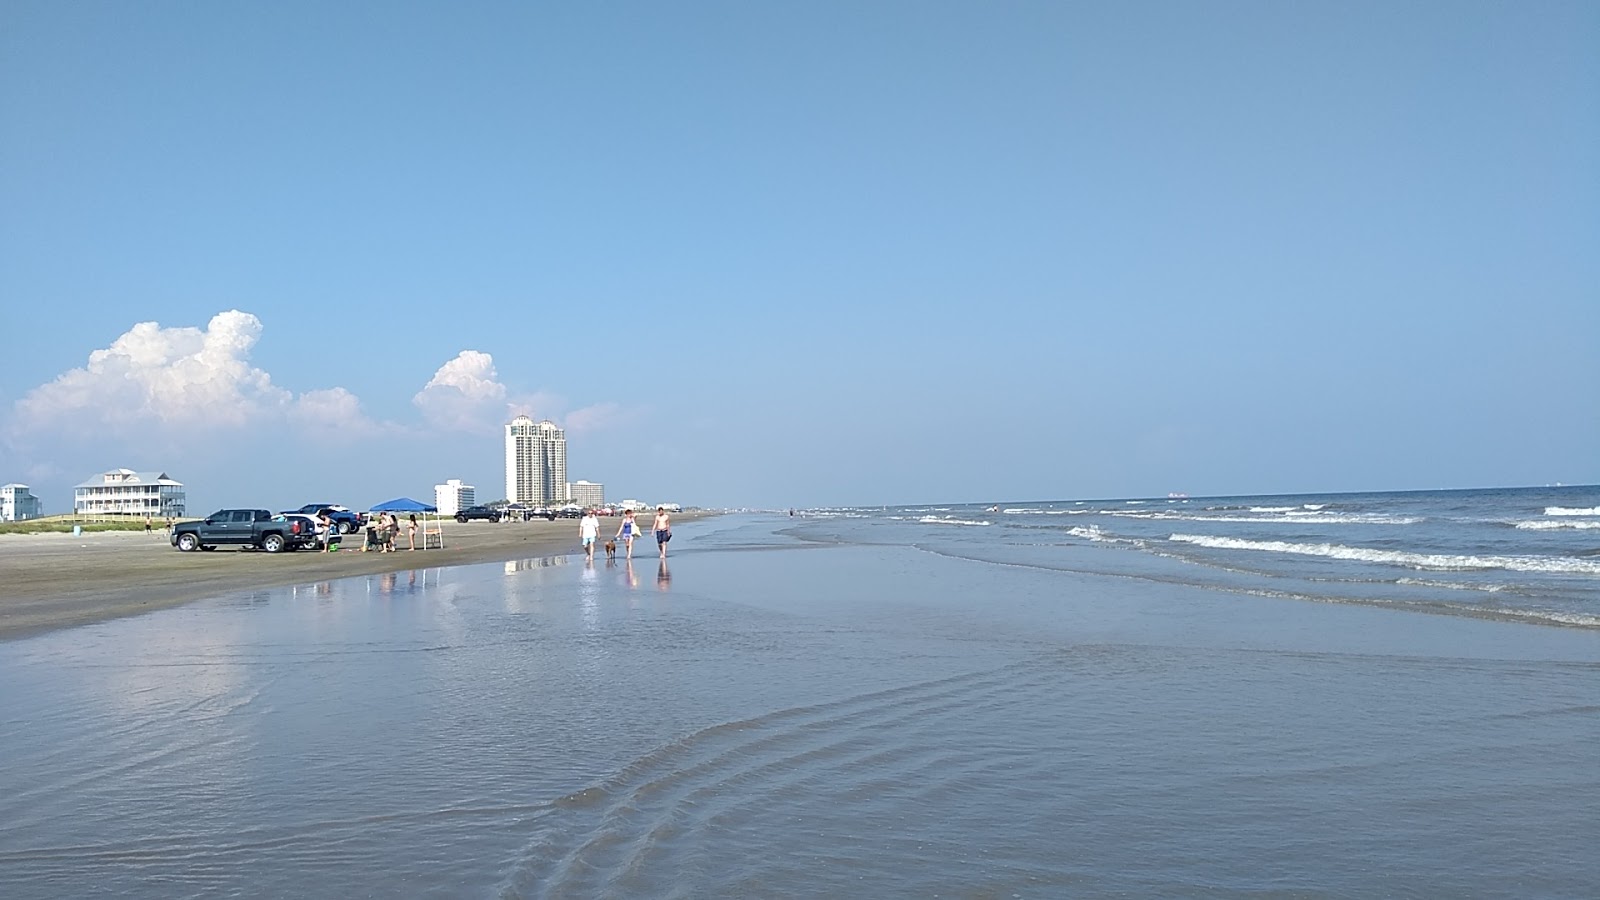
top-left (1250, 507), bottom-right (1298, 513)
top-left (1168, 533), bottom-right (1600, 576)
top-left (1108, 510), bottom-right (1422, 526)
top-left (918, 516), bottom-right (991, 527)
top-left (1515, 519), bottom-right (1600, 530)
top-left (1396, 577), bottom-right (1509, 593)
top-left (1067, 525), bottom-right (1111, 541)
top-left (1545, 506), bottom-right (1600, 517)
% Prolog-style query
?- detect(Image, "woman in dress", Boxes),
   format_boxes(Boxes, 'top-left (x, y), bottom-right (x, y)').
top-left (614, 508), bottom-right (640, 559)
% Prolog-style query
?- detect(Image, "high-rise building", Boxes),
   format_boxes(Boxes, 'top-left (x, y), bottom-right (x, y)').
top-left (569, 480), bottom-right (604, 508)
top-left (434, 479), bottom-right (475, 516)
top-left (505, 415), bottom-right (567, 505)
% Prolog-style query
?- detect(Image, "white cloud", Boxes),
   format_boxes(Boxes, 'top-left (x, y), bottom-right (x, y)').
top-left (411, 350), bottom-right (509, 432)
top-left (14, 310), bottom-right (293, 432)
top-left (3, 312), bottom-right (643, 511)
top-left (564, 401), bottom-right (628, 434)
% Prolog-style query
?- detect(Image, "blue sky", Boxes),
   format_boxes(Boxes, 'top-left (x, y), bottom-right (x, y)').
top-left (2, 1), bottom-right (1595, 512)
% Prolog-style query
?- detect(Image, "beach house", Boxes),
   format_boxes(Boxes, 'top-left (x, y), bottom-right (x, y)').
top-left (73, 468), bottom-right (186, 517)
top-left (1, 483), bottom-right (44, 521)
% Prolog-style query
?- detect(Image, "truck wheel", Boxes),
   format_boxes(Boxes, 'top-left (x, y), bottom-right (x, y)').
top-left (261, 533), bottom-right (286, 553)
top-left (176, 532), bottom-right (200, 552)
top-left (339, 521), bottom-right (354, 534)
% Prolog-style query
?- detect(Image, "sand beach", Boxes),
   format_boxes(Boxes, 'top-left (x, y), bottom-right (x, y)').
top-left (0, 513), bottom-right (708, 640)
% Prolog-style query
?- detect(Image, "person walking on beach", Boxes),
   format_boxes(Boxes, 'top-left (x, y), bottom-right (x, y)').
top-left (406, 514), bottom-right (418, 551)
top-left (653, 506), bottom-right (672, 559)
top-left (579, 509), bottom-right (600, 562)
top-left (145, 515), bottom-right (153, 537)
top-left (614, 508), bottom-right (640, 559)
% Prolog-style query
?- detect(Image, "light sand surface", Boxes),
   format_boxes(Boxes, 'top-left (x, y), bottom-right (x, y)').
top-left (0, 513), bottom-right (709, 640)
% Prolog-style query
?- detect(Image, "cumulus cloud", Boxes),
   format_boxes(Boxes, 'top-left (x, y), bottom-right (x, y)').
top-left (14, 310), bottom-right (293, 432)
top-left (4, 312), bottom-right (639, 508)
top-left (411, 350), bottom-right (509, 432)
top-left (564, 402), bottom-right (628, 434)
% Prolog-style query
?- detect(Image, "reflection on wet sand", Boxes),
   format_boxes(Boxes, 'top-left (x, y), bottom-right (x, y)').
top-left (504, 556), bottom-right (570, 575)
top-left (656, 560), bottom-right (670, 591)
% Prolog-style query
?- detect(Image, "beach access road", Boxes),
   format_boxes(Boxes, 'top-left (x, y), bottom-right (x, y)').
top-left (0, 513), bottom-right (709, 641)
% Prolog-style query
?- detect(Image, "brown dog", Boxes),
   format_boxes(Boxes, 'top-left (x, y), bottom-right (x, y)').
top-left (604, 539), bottom-right (617, 560)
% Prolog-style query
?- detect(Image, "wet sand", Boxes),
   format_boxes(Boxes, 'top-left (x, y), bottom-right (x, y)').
top-left (0, 514), bottom-right (708, 640)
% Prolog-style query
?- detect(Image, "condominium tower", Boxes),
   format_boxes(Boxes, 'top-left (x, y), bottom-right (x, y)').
top-left (505, 415), bottom-right (567, 505)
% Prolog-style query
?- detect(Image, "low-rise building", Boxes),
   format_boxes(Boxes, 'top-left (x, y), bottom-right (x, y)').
top-left (73, 469), bottom-right (185, 517)
top-left (434, 479), bottom-right (475, 516)
top-left (1, 483), bottom-right (44, 521)
top-left (569, 480), bottom-right (605, 508)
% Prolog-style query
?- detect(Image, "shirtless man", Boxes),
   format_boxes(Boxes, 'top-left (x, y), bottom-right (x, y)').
top-left (653, 506), bottom-right (672, 559)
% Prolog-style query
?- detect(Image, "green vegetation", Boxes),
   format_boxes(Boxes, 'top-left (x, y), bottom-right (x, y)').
top-left (0, 515), bottom-right (188, 536)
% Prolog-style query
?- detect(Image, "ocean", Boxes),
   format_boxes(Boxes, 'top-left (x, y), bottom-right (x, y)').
top-left (1, 485), bottom-right (1597, 898)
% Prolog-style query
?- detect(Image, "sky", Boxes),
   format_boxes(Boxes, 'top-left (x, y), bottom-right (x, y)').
top-left (2, 1), bottom-right (1596, 513)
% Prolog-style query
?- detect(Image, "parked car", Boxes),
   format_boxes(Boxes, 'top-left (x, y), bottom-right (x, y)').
top-left (284, 504), bottom-right (364, 534)
top-left (172, 509), bottom-right (319, 553)
top-left (455, 505), bottom-right (502, 523)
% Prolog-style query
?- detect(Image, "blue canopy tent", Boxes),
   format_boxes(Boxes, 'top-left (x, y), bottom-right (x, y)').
top-left (367, 497), bottom-right (444, 548)
top-left (370, 497), bottom-right (436, 512)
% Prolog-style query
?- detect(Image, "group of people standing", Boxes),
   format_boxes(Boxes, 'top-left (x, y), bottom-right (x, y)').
top-left (579, 506), bottom-right (672, 562)
top-left (357, 512), bottom-right (418, 553)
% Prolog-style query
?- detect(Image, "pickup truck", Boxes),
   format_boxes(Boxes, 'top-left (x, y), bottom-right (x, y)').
top-left (171, 509), bottom-right (320, 553)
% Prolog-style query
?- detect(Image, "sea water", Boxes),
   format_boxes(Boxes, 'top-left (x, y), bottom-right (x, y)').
top-left (0, 486), bottom-right (1596, 898)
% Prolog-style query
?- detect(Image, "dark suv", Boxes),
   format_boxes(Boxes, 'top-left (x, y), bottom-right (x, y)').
top-left (455, 505), bottom-right (502, 523)
top-left (284, 504), bottom-right (363, 534)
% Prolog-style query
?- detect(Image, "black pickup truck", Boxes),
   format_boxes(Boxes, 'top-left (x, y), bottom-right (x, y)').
top-left (171, 509), bottom-right (320, 553)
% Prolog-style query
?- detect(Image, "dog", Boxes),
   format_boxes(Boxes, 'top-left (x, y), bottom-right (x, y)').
top-left (603, 539), bottom-right (617, 560)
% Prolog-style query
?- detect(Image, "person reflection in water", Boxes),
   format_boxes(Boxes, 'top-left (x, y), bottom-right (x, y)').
top-left (656, 559), bottom-right (671, 591)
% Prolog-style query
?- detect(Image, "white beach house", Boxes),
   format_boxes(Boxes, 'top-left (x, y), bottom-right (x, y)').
top-left (73, 468), bottom-right (186, 517)
top-left (1, 483), bottom-right (44, 521)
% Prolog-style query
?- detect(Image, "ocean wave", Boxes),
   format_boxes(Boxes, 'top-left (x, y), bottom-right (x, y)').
top-left (1514, 520), bottom-right (1600, 531)
top-left (1108, 511), bottom-right (1422, 526)
top-left (1395, 577), bottom-right (1508, 593)
top-left (1545, 506), bottom-right (1600, 517)
top-left (918, 516), bottom-right (991, 527)
top-left (1168, 533), bottom-right (1600, 576)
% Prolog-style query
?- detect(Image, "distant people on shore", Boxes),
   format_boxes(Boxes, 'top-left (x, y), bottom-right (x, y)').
top-left (654, 506), bottom-right (672, 559)
top-left (320, 512), bottom-right (339, 552)
top-left (614, 509), bottom-right (639, 559)
top-left (579, 509), bottom-right (600, 562)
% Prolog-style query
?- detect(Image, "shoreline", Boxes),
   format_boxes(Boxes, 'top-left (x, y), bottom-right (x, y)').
top-left (0, 513), bottom-right (710, 641)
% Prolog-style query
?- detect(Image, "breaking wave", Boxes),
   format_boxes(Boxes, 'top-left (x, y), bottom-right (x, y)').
top-left (1168, 534), bottom-right (1600, 576)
